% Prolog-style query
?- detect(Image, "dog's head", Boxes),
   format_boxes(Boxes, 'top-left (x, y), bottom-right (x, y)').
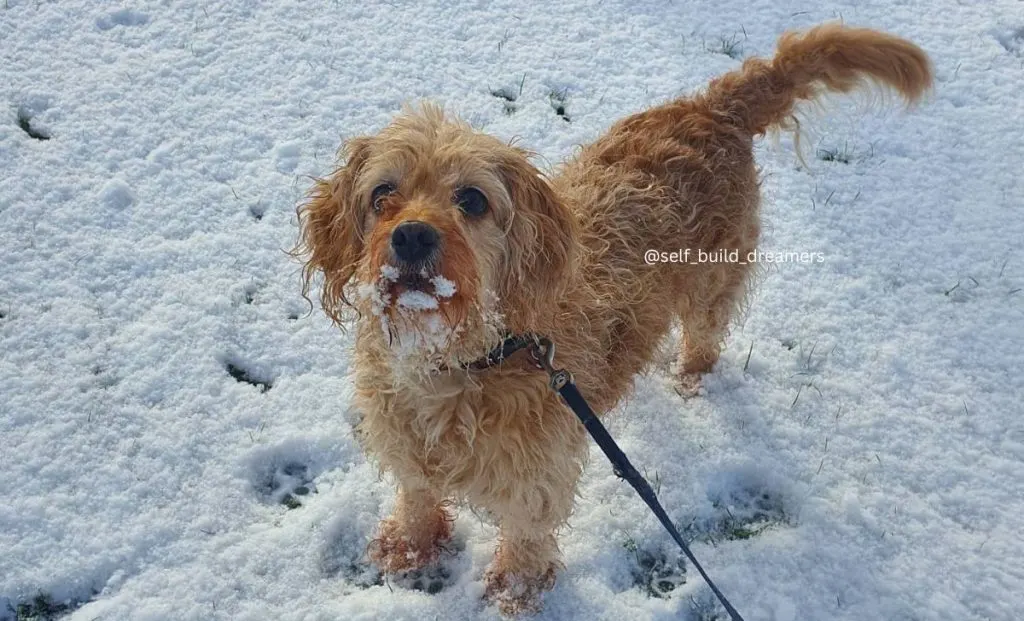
top-left (297, 104), bottom-right (577, 369)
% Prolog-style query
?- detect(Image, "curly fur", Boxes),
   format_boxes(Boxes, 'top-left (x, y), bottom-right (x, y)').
top-left (295, 24), bottom-right (931, 615)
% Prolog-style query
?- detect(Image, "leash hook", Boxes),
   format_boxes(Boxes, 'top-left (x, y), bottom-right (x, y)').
top-left (529, 337), bottom-right (573, 390)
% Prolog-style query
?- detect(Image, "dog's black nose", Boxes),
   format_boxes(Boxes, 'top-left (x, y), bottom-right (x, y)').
top-left (391, 221), bottom-right (439, 264)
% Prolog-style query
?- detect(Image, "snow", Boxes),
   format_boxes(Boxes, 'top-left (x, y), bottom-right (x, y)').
top-left (431, 275), bottom-right (457, 298)
top-left (356, 270), bottom-right (459, 371)
top-left (395, 290), bottom-right (439, 311)
top-left (356, 280), bottom-right (391, 317)
top-left (1, 0), bottom-right (1022, 620)
top-left (391, 275), bottom-right (457, 309)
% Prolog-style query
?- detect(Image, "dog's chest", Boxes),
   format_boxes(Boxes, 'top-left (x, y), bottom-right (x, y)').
top-left (357, 367), bottom-right (583, 496)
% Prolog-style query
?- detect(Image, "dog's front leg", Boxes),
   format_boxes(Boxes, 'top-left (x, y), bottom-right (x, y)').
top-left (368, 484), bottom-right (452, 573)
top-left (484, 526), bottom-right (561, 616)
top-left (480, 469), bottom-right (579, 615)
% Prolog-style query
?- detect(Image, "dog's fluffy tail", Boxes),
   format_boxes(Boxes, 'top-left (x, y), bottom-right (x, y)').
top-left (700, 24), bottom-right (932, 136)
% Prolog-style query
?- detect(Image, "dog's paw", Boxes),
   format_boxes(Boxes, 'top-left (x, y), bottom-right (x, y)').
top-left (674, 372), bottom-right (704, 398)
top-left (367, 514), bottom-right (452, 573)
top-left (483, 565), bottom-right (556, 616)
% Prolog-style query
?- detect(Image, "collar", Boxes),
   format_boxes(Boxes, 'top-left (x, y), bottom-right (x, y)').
top-left (463, 333), bottom-right (539, 371)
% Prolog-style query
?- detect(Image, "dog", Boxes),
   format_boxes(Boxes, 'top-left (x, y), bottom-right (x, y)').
top-left (295, 23), bottom-right (931, 615)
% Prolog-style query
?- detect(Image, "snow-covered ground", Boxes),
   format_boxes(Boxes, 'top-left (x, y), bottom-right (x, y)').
top-left (2, 1), bottom-right (1022, 619)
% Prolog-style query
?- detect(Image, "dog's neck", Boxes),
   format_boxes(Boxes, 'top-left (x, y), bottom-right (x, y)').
top-left (356, 306), bottom-right (509, 380)
top-left (459, 333), bottom-right (538, 371)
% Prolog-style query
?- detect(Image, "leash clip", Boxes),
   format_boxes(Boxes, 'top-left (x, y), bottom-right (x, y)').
top-left (529, 337), bottom-right (573, 390)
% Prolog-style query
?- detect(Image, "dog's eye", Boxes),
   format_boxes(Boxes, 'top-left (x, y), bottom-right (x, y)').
top-left (371, 183), bottom-right (396, 212)
top-left (454, 187), bottom-right (488, 217)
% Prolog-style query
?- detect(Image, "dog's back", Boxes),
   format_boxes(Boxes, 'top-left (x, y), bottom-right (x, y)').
top-left (552, 23), bottom-right (933, 397)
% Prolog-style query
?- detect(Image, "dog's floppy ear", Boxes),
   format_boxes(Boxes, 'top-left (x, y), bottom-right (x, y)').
top-left (296, 137), bottom-right (372, 324)
top-left (497, 150), bottom-right (578, 331)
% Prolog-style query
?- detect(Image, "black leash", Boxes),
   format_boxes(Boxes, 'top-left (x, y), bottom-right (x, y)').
top-left (527, 337), bottom-right (747, 621)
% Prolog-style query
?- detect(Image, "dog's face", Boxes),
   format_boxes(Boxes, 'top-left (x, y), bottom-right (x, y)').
top-left (298, 105), bottom-right (577, 368)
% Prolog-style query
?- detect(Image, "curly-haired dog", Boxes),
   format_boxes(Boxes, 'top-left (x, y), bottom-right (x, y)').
top-left (296, 24), bottom-right (931, 615)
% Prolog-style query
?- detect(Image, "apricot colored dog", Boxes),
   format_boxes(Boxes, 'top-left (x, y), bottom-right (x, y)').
top-left (297, 24), bottom-right (931, 615)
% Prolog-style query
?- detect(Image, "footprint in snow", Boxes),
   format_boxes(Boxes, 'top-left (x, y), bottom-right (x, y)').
top-left (490, 85), bottom-right (520, 116)
top-left (624, 542), bottom-right (687, 599)
top-left (994, 26), bottom-right (1024, 57)
top-left (322, 521), bottom-right (465, 595)
top-left (223, 356), bottom-right (274, 393)
top-left (388, 561), bottom-right (459, 595)
top-left (15, 97), bottom-right (54, 141)
top-left (96, 8), bottom-right (149, 31)
top-left (247, 438), bottom-right (351, 511)
top-left (684, 466), bottom-right (793, 543)
top-left (256, 460), bottom-right (316, 509)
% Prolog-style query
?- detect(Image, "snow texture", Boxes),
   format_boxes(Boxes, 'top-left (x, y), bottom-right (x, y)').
top-left (1, 0), bottom-right (1022, 620)
top-left (432, 275), bottom-right (457, 298)
top-left (395, 290), bottom-right (440, 311)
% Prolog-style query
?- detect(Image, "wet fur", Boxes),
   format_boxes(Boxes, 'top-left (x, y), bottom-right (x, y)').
top-left (296, 24), bottom-right (931, 615)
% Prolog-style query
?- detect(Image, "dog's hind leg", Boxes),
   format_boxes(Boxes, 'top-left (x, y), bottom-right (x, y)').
top-left (676, 261), bottom-right (750, 395)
